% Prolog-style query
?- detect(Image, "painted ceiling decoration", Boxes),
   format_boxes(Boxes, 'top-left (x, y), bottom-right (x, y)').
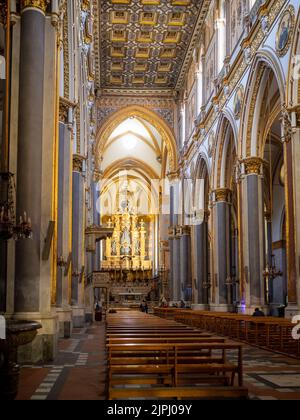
top-left (98, 0), bottom-right (210, 93)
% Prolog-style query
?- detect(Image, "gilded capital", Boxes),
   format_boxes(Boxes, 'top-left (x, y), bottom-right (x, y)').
top-left (93, 169), bottom-right (103, 183)
top-left (73, 154), bottom-right (85, 173)
top-left (20, 0), bottom-right (49, 13)
top-left (214, 188), bottom-right (231, 203)
top-left (59, 97), bottom-right (76, 124)
top-left (243, 157), bottom-right (263, 175)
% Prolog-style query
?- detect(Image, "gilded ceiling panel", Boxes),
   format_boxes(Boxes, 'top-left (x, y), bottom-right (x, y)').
top-left (99, 0), bottom-right (207, 91)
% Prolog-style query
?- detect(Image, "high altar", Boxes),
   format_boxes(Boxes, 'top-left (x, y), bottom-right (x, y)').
top-left (101, 198), bottom-right (154, 305)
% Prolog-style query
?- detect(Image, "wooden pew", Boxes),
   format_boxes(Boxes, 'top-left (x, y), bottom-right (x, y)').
top-left (107, 342), bottom-right (245, 399)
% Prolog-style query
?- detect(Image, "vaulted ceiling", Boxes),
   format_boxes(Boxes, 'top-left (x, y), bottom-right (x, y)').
top-left (97, 0), bottom-right (210, 94)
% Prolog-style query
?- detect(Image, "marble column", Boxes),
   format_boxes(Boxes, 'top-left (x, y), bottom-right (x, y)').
top-left (92, 170), bottom-right (101, 272)
top-left (281, 112), bottom-right (298, 316)
top-left (173, 228), bottom-right (181, 302)
top-left (264, 211), bottom-right (273, 305)
top-left (290, 110), bottom-right (300, 316)
top-left (71, 154), bottom-right (85, 327)
top-left (56, 99), bottom-right (74, 337)
top-left (15, 2), bottom-right (47, 313)
top-left (180, 226), bottom-right (192, 301)
top-left (168, 184), bottom-right (175, 300)
top-left (14, 1), bottom-right (58, 362)
top-left (213, 189), bottom-right (232, 310)
top-left (195, 215), bottom-right (209, 306)
top-left (242, 158), bottom-right (266, 310)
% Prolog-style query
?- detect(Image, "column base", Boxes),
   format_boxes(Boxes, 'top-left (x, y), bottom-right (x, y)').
top-left (72, 306), bottom-right (85, 328)
top-left (56, 307), bottom-right (73, 338)
top-left (191, 304), bottom-right (209, 311)
top-left (13, 312), bottom-right (58, 364)
top-left (285, 305), bottom-right (300, 319)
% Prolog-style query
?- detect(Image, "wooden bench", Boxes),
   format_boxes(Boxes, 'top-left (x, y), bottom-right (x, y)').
top-left (108, 342), bottom-right (244, 398)
top-left (153, 309), bottom-right (300, 359)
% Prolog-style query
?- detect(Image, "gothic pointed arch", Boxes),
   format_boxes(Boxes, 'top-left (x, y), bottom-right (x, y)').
top-left (95, 105), bottom-right (178, 175)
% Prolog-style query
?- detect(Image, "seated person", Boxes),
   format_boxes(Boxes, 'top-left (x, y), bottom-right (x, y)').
top-left (252, 307), bottom-right (265, 317)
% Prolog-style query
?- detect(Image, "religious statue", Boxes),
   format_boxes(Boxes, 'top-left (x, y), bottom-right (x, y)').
top-left (111, 240), bottom-right (117, 256)
top-left (121, 227), bottom-right (131, 255)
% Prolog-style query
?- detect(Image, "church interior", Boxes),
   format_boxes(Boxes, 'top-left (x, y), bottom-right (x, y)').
top-left (0, 0), bottom-right (300, 401)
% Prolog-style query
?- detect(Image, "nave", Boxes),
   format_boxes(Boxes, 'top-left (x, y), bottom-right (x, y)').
top-left (16, 311), bottom-right (300, 401)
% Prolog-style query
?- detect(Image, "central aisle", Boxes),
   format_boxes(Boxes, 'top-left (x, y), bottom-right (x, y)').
top-left (15, 313), bottom-right (300, 400)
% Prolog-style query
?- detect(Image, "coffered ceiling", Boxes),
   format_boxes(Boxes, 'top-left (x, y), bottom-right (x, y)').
top-left (97, 0), bottom-right (210, 95)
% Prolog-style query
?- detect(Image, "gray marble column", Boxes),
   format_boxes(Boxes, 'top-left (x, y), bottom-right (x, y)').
top-left (195, 219), bottom-right (209, 304)
top-left (214, 189), bottom-right (231, 306)
top-left (71, 156), bottom-right (85, 306)
top-left (15, 7), bottom-right (46, 312)
top-left (56, 122), bottom-right (66, 307)
top-left (173, 231), bottom-right (181, 302)
top-left (180, 227), bottom-right (192, 301)
top-left (243, 158), bottom-right (265, 308)
top-left (92, 172), bottom-right (101, 271)
top-left (169, 237), bottom-right (174, 299)
top-left (56, 103), bottom-right (73, 307)
top-left (168, 185), bottom-right (175, 300)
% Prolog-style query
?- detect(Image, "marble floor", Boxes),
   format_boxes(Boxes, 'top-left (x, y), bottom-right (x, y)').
top-left (16, 323), bottom-right (300, 400)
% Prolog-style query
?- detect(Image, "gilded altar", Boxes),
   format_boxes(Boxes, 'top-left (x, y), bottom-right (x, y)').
top-left (102, 211), bottom-right (152, 273)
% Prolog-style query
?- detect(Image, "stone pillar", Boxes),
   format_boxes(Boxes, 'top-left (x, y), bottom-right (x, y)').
top-left (211, 189), bottom-right (232, 311)
top-left (173, 227), bottom-right (181, 302)
top-left (15, 2), bottom-right (46, 313)
top-left (168, 184), bottom-right (175, 300)
top-left (180, 226), bottom-right (192, 301)
top-left (14, 1), bottom-right (58, 362)
top-left (242, 158), bottom-right (266, 312)
top-left (194, 214), bottom-right (209, 308)
top-left (56, 98), bottom-right (74, 338)
top-left (71, 154), bottom-right (85, 327)
top-left (290, 111), bottom-right (300, 316)
top-left (264, 211), bottom-right (273, 306)
top-left (281, 110), bottom-right (298, 317)
top-left (93, 170), bottom-right (101, 271)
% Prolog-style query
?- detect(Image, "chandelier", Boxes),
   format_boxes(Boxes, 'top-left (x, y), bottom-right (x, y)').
top-left (0, 173), bottom-right (32, 241)
top-left (263, 254), bottom-right (283, 280)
